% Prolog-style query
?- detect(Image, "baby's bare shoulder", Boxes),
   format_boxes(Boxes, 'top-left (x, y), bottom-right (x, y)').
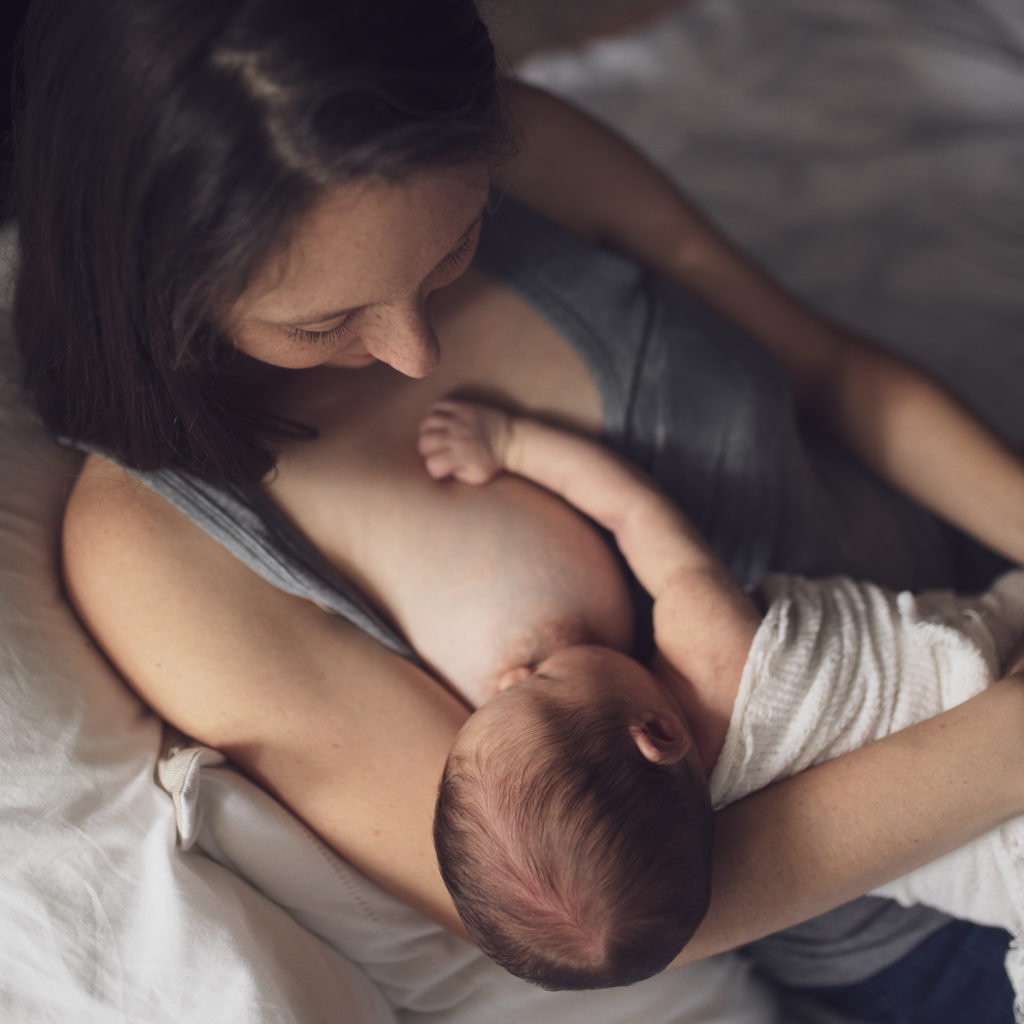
top-left (654, 569), bottom-right (761, 693)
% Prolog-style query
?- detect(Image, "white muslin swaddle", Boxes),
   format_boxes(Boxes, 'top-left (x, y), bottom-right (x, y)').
top-left (709, 570), bottom-right (1024, 1019)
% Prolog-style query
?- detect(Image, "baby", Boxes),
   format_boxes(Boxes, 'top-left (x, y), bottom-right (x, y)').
top-left (418, 399), bottom-right (1024, 996)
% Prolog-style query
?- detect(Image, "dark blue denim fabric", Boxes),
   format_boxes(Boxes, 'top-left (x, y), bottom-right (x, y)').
top-left (795, 919), bottom-right (1015, 1024)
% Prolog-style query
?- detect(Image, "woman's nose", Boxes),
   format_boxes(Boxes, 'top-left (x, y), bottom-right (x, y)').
top-left (366, 303), bottom-right (440, 378)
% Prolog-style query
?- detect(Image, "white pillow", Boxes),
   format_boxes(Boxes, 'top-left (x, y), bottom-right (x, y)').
top-left (165, 747), bottom-right (781, 1024)
top-left (0, 273), bottom-right (396, 1022)
top-left (0, 234), bottom-right (778, 1024)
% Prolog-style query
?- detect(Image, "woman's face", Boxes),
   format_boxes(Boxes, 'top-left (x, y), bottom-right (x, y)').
top-left (225, 162), bottom-right (491, 376)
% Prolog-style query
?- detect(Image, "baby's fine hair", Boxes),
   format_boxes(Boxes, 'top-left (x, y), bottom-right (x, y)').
top-left (434, 690), bottom-right (714, 990)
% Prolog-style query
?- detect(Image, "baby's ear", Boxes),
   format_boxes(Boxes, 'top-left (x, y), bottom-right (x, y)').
top-left (629, 712), bottom-right (691, 767)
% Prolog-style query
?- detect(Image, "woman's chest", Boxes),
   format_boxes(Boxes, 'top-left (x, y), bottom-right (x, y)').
top-left (264, 269), bottom-right (633, 703)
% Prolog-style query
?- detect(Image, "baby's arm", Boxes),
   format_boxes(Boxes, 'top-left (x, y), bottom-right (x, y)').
top-left (418, 400), bottom-right (761, 679)
top-left (419, 400), bottom-right (725, 597)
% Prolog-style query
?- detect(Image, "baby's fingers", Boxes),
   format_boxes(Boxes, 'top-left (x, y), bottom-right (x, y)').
top-left (416, 426), bottom-right (462, 475)
top-left (420, 398), bottom-right (495, 436)
top-left (417, 398), bottom-right (506, 485)
top-left (416, 429), bottom-right (448, 458)
top-left (418, 410), bottom-right (455, 440)
top-left (416, 426), bottom-right (489, 484)
top-left (421, 447), bottom-right (495, 485)
top-left (419, 400), bottom-right (469, 433)
top-left (421, 448), bottom-right (460, 481)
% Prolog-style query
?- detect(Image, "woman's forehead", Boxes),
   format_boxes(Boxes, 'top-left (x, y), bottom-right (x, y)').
top-left (233, 164), bottom-right (490, 321)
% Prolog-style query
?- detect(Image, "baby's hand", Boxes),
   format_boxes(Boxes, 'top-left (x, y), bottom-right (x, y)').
top-left (417, 400), bottom-right (513, 485)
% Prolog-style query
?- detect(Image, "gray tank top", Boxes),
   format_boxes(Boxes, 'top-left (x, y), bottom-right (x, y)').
top-left (474, 195), bottom-right (954, 593)
top-left (117, 196), bottom-right (954, 985)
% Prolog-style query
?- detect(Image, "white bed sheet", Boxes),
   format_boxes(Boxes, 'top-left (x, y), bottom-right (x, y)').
top-left (0, 258), bottom-right (398, 1022)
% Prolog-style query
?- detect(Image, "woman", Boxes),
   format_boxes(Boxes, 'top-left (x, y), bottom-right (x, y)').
top-left (13, 0), bottom-right (1024, 1019)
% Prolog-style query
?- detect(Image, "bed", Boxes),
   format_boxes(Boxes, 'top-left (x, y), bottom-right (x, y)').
top-left (2, 1), bottom-right (1022, 1020)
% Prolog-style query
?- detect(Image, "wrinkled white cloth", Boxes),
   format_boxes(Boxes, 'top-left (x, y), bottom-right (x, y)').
top-left (710, 570), bottom-right (1024, 1019)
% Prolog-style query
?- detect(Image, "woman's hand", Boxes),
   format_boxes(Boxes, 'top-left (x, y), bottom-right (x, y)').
top-left (417, 399), bottom-right (514, 485)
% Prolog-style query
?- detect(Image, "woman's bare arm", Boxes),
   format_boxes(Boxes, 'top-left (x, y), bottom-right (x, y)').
top-left (676, 671), bottom-right (1024, 964)
top-left (62, 455), bottom-right (472, 931)
top-left (64, 457), bottom-right (1024, 959)
top-left (494, 80), bottom-right (1024, 566)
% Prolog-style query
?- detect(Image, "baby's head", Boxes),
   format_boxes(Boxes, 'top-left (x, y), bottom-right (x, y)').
top-left (434, 645), bottom-right (712, 990)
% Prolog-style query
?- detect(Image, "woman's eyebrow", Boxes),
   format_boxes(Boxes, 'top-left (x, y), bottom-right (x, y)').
top-left (282, 205), bottom-right (488, 329)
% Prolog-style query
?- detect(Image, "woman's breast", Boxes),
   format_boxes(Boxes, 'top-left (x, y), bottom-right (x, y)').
top-left (265, 267), bottom-right (632, 707)
top-left (273, 428), bottom-right (634, 707)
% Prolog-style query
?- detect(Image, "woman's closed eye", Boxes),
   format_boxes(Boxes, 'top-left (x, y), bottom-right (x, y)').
top-left (436, 229), bottom-right (478, 272)
top-left (291, 314), bottom-right (357, 345)
top-left (288, 220), bottom-right (480, 346)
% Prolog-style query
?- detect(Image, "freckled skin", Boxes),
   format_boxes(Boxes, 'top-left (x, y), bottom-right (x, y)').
top-left (222, 168), bottom-right (634, 707)
top-left (220, 164), bottom-right (638, 708)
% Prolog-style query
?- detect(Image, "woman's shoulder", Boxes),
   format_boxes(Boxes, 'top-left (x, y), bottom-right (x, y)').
top-left (60, 454), bottom-right (457, 729)
top-left (61, 454), bottom-right (310, 743)
top-left (63, 454), bottom-right (256, 655)
top-left (64, 454), bottom-right (215, 597)
top-left (491, 76), bottom-right (691, 259)
top-left (63, 453), bottom-right (329, 637)
top-left (491, 79), bottom-right (604, 244)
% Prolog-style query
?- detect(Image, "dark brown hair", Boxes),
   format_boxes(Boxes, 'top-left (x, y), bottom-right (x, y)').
top-left (434, 691), bottom-right (714, 990)
top-left (13, 0), bottom-right (505, 481)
